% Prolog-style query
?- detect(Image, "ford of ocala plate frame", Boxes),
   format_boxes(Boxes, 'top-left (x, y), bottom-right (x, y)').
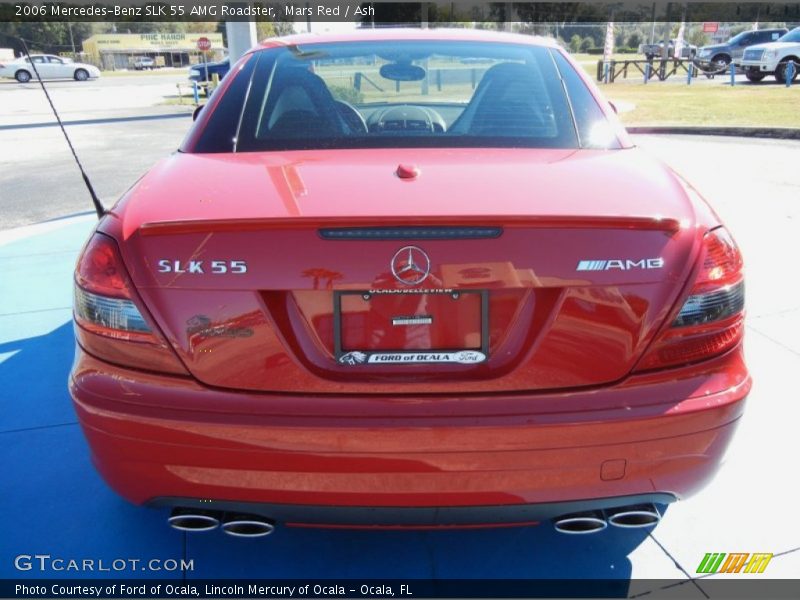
top-left (333, 289), bottom-right (490, 366)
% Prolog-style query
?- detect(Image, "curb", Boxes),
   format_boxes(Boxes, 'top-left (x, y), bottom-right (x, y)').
top-left (0, 111), bottom-right (193, 131)
top-left (627, 126), bottom-right (800, 140)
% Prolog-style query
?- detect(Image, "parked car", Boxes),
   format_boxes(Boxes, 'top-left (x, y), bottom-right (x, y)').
top-left (0, 54), bottom-right (100, 82)
top-left (639, 39), bottom-right (697, 60)
top-left (132, 56), bottom-right (156, 70)
top-left (695, 28), bottom-right (788, 73)
top-left (736, 26), bottom-right (800, 82)
top-left (188, 57), bottom-right (230, 84)
top-left (70, 29), bottom-right (748, 536)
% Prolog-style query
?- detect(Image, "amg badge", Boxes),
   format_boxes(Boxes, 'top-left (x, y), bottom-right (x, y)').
top-left (577, 258), bottom-right (664, 271)
top-left (339, 350), bottom-right (486, 365)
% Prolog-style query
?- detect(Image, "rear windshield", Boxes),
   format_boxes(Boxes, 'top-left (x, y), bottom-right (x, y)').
top-left (190, 40), bottom-right (617, 153)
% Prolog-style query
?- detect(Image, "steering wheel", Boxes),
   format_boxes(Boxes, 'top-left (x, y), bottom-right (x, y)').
top-left (335, 101), bottom-right (368, 134)
top-left (367, 105), bottom-right (446, 133)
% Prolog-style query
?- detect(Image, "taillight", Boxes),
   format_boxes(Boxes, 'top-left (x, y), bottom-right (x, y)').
top-left (635, 227), bottom-right (744, 371)
top-left (74, 233), bottom-right (187, 375)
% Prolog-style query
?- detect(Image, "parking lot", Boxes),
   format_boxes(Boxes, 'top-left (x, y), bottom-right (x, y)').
top-left (1, 73), bottom-right (799, 595)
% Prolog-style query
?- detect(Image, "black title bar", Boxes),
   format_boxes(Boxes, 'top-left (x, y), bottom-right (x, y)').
top-left (5, 579), bottom-right (800, 599)
top-left (2, 1), bottom-right (800, 23)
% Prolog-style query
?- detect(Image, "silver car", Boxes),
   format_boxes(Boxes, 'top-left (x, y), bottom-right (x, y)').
top-left (0, 54), bottom-right (101, 83)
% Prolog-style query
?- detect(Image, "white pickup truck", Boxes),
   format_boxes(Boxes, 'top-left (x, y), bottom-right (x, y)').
top-left (737, 27), bottom-right (800, 83)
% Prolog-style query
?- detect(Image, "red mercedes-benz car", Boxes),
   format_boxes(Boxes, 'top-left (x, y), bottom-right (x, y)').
top-left (69, 29), bottom-right (748, 538)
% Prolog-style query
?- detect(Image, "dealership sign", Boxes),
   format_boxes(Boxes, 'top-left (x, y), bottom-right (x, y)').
top-left (83, 33), bottom-right (224, 53)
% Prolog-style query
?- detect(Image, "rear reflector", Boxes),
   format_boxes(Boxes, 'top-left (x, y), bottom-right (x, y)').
top-left (651, 319), bottom-right (744, 367)
top-left (635, 227), bottom-right (744, 372)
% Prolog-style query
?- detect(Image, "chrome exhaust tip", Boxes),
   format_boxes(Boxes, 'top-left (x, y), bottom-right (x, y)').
top-left (553, 511), bottom-right (608, 535)
top-left (606, 503), bottom-right (661, 529)
top-left (221, 513), bottom-right (276, 538)
top-left (168, 508), bottom-right (220, 532)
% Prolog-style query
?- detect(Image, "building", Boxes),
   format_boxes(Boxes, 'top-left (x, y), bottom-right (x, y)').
top-left (82, 32), bottom-right (224, 70)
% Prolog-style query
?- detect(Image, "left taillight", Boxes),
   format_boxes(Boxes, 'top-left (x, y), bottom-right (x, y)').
top-left (74, 233), bottom-right (188, 375)
top-left (634, 227), bottom-right (745, 372)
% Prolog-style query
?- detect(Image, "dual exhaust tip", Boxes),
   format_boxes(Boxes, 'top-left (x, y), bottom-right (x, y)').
top-left (168, 508), bottom-right (275, 538)
top-left (553, 503), bottom-right (661, 535)
top-left (169, 503), bottom-right (660, 537)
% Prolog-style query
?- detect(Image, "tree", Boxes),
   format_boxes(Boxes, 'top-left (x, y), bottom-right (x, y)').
top-left (186, 22), bottom-right (220, 34)
top-left (256, 21), bottom-right (278, 41)
top-left (569, 34), bottom-right (582, 53)
top-left (627, 32), bottom-right (642, 49)
top-left (0, 22), bottom-right (95, 55)
top-left (686, 28), bottom-right (709, 47)
top-left (106, 22), bottom-right (187, 34)
top-left (580, 36), bottom-right (595, 52)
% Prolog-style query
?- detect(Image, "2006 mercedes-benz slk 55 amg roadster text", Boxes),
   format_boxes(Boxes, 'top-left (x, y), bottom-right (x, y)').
top-left (69, 29), bottom-right (749, 537)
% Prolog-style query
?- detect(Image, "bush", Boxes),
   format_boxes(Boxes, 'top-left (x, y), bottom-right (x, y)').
top-left (328, 85), bottom-right (364, 105)
top-left (627, 33), bottom-right (643, 49)
top-left (579, 36), bottom-right (595, 52)
top-left (587, 47), bottom-right (638, 56)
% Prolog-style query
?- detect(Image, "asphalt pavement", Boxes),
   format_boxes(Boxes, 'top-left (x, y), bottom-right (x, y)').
top-left (0, 113), bottom-right (192, 228)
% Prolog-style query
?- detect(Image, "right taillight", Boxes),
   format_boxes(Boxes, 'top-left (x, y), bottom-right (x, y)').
top-left (73, 233), bottom-right (188, 375)
top-left (635, 227), bottom-right (744, 372)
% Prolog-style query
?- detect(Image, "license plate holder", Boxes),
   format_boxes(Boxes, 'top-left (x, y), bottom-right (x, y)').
top-left (333, 289), bottom-right (489, 366)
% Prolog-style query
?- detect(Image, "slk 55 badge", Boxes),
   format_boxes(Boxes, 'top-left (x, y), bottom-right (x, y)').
top-left (157, 260), bottom-right (247, 274)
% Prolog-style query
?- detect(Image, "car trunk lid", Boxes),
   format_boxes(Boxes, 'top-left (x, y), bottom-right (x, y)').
top-left (111, 148), bottom-right (701, 394)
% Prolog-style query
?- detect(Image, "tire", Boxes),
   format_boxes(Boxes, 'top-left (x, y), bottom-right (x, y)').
top-left (775, 59), bottom-right (799, 84)
top-left (15, 69), bottom-right (31, 83)
top-left (711, 54), bottom-right (731, 74)
top-left (745, 71), bottom-right (766, 83)
top-left (74, 68), bottom-right (89, 81)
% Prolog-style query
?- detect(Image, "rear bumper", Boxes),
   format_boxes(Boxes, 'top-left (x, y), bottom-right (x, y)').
top-left (70, 344), bottom-right (749, 522)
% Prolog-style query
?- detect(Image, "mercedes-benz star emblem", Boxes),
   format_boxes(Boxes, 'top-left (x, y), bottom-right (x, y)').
top-left (391, 246), bottom-right (431, 285)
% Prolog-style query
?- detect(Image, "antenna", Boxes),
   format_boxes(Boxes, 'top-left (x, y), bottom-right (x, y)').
top-left (3, 34), bottom-right (105, 219)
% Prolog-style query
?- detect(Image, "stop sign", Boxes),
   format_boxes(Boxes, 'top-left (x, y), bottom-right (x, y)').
top-left (197, 37), bottom-right (212, 52)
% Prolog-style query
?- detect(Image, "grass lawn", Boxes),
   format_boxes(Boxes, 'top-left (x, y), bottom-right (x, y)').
top-left (602, 83), bottom-right (800, 128)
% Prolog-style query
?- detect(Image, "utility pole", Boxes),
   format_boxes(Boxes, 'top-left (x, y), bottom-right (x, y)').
top-left (225, 20), bottom-right (257, 63)
top-left (504, 3), bottom-right (514, 32)
top-left (650, 2), bottom-right (656, 44)
top-left (67, 22), bottom-right (76, 57)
